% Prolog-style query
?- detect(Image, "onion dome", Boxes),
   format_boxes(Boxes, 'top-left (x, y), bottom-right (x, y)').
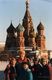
top-left (7, 22), bottom-right (16, 33)
top-left (16, 23), bottom-right (25, 32)
top-left (37, 22), bottom-right (44, 31)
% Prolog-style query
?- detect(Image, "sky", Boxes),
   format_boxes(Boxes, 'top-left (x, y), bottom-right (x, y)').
top-left (0, 0), bottom-right (52, 50)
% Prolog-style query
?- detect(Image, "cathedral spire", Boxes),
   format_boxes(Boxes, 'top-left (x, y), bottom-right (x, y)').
top-left (22, 0), bottom-right (34, 29)
top-left (26, 0), bottom-right (29, 10)
top-left (22, 0), bottom-right (36, 47)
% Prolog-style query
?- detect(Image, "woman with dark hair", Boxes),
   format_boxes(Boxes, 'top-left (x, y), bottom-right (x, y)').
top-left (4, 57), bottom-right (17, 80)
top-left (4, 64), bottom-right (10, 80)
top-left (9, 57), bottom-right (17, 80)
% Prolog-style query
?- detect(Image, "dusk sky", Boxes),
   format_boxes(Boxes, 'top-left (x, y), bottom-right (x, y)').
top-left (0, 0), bottom-right (52, 50)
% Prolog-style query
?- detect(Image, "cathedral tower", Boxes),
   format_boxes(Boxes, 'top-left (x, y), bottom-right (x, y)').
top-left (35, 22), bottom-right (46, 50)
top-left (5, 22), bottom-right (16, 51)
top-left (22, 0), bottom-right (36, 47)
top-left (16, 23), bottom-right (25, 51)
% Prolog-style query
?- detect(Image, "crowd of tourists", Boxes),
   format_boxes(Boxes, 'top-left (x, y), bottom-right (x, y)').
top-left (4, 50), bottom-right (52, 80)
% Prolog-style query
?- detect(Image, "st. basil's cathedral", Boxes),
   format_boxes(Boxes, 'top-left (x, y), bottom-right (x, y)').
top-left (4, 0), bottom-right (46, 57)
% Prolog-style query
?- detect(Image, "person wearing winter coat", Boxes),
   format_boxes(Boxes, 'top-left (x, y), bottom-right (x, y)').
top-left (4, 64), bottom-right (10, 80)
top-left (9, 57), bottom-right (17, 80)
top-left (15, 62), bottom-right (25, 80)
top-left (42, 59), bottom-right (50, 80)
top-left (4, 57), bottom-right (17, 80)
top-left (22, 62), bottom-right (33, 80)
top-left (37, 58), bottom-right (50, 80)
top-left (17, 50), bottom-right (30, 63)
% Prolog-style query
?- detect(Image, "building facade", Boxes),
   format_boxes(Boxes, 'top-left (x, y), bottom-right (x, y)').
top-left (5, 0), bottom-right (46, 52)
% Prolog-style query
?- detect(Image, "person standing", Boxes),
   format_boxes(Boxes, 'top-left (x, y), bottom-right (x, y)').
top-left (22, 62), bottom-right (33, 80)
top-left (16, 50), bottom-right (30, 80)
top-left (17, 50), bottom-right (30, 63)
top-left (9, 57), bottom-right (17, 80)
top-left (4, 64), bottom-right (10, 80)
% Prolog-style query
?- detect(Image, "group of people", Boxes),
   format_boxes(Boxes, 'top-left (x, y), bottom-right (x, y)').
top-left (4, 50), bottom-right (52, 80)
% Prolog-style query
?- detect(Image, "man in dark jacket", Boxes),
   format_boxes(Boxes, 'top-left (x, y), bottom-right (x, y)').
top-left (15, 62), bottom-right (25, 80)
top-left (42, 59), bottom-right (50, 80)
top-left (38, 58), bottom-right (50, 80)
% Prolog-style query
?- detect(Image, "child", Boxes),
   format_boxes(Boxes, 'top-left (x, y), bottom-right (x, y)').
top-left (22, 62), bottom-right (33, 80)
